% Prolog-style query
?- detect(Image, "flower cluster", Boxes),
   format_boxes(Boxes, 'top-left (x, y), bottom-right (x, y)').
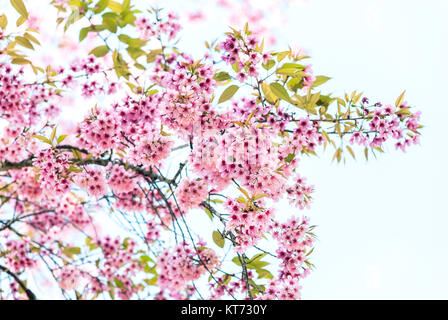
top-left (157, 243), bottom-right (219, 297)
top-left (136, 12), bottom-right (181, 40)
top-left (151, 54), bottom-right (222, 139)
top-left (0, 64), bottom-right (54, 126)
top-left (57, 266), bottom-right (82, 290)
top-left (286, 175), bottom-right (314, 209)
top-left (175, 178), bottom-right (209, 211)
top-left (106, 164), bottom-right (136, 194)
top-left (5, 239), bottom-right (36, 273)
top-left (74, 166), bottom-right (107, 198)
top-left (76, 108), bottom-right (121, 155)
top-left (92, 236), bottom-right (141, 299)
top-left (261, 217), bottom-right (314, 299)
top-left (126, 124), bottom-right (174, 168)
top-left (348, 100), bottom-right (422, 152)
top-left (32, 148), bottom-right (73, 195)
top-left (225, 198), bottom-right (275, 252)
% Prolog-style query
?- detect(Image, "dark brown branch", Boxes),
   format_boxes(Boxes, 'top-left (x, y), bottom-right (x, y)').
top-left (0, 264), bottom-right (37, 300)
top-left (0, 153), bottom-right (172, 184)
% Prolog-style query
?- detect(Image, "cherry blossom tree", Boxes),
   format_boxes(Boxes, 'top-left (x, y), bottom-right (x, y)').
top-left (0, 0), bottom-right (421, 300)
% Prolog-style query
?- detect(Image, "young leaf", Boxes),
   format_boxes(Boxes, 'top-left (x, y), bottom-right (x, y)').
top-left (10, 0), bottom-right (28, 19)
top-left (395, 90), bottom-right (406, 108)
top-left (256, 269), bottom-right (274, 280)
top-left (237, 187), bottom-right (250, 199)
top-left (11, 58), bottom-right (31, 65)
top-left (262, 59), bottom-right (275, 70)
top-left (346, 145), bottom-right (355, 159)
top-left (285, 153), bottom-right (295, 163)
top-left (0, 14), bottom-right (8, 29)
top-left (311, 75), bottom-right (331, 88)
top-left (24, 32), bottom-right (40, 45)
top-left (232, 256), bottom-right (242, 266)
top-left (213, 71), bottom-right (231, 82)
top-left (57, 134), bottom-right (68, 144)
top-left (89, 45), bottom-right (109, 58)
top-left (50, 126), bottom-right (57, 142)
top-left (218, 85), bottom-right (239, 103)
top-left (270, 82), bottom-right (292, 103)
top-left (204, 207), bottom-right (213, 220)
top-left (212, 231), bottom-right (225, 248)
top-left (32, 135), bottom-right (52, 145)
top-left (15, 36), bottom-right (34, 50)
top-left (108, 1), bottom-right (122, 13)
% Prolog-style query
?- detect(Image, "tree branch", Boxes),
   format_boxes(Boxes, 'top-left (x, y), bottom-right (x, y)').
top-left (0, 265), bottom-right (37, 300)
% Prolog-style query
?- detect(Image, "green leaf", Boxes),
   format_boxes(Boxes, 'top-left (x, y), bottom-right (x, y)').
top-left (93, 0), bottom-right (109, 14)
top-left (140, 255), bottom-right (154, 263)
top-left (143, 277), bottom-right (158, 286)
top-left (270, 82), bottom-right (292, 103)
top-left (261, 83), bottom-right (277, 104)
top-left (285, 153), bottom-right (295, 163)
top-left (122, 0), bottom-right (131, 11)
top-left (24, 32), bottom-right (40, 45)
top-left (0, 14), bottom-right (8, 29)
top-left (232, 256), bottom-right (242, 266)
top-left (68, 165), bottom-right (83, 173)
top-left (311, 75), bottom-right (331, 88)
top-left (252, 193), bottom-right (268, 201)
top-left (109, 288), bottom-right (115, 299)
top-left (118, 34), bottom-right (131, 44)
top-left (32, 135), bottom-right (52, 145)
top-left (10, 0), bottom-right (28, 19)
top-left (15, 36), bottom-right (34, 50)
top-left (262, 59), bottom-right (275, 70)
top-left (128, 38), bottom-right (147, 48)
top-left (108, 0), bottom-right (122, 13)
top-left (213, 71), bottom-right (231, 82)
top-left (317, 94), bottom-right (335, 107)
top-left (204, 207), bottom-right (213, 220)
top-left (256, 269), bottom-right (274, 280)
top-left (249, 253), bottom-right (267, 263)
top-left (79, 27), bottom-right (91, 41)
top-left (67, 0), bottom-right (84, 7)
top-left (102, 13), bottom-right (118, 33)
top-left (89, 45), bottom-right (109, 58)
top-left (212, 231), bottom-right (225, 248)
top-left (57, 134), bottom-right (68, 144)
top-left (346, 145), bottom-right (355, 159)
top-left (134, 62), bottom-right (146, 70)
top-left (85, 237), bottom-right (98, 250)
top-left (127, 47), bottom-right (145, 60)
top-left (11, 57), bottom-right (31, 65)
top-left (246, 260), bottom-right (269, 269)
top-left (50, 126), bottom-right (57, 142)
top-left (276, 63), bottom-right (305, 76)
top-left (395, 90), bottom-right (406, 108)
top-left (114, 278), bottom-right (124, 288)
top-left (218, 85), bottom-right (239, 104)
top-left (275, 51), bottom-right (289, 62)
top-left (62, 246), bottom-right (81, 258)
top-left (16, 15), bottom-right (26, 27)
